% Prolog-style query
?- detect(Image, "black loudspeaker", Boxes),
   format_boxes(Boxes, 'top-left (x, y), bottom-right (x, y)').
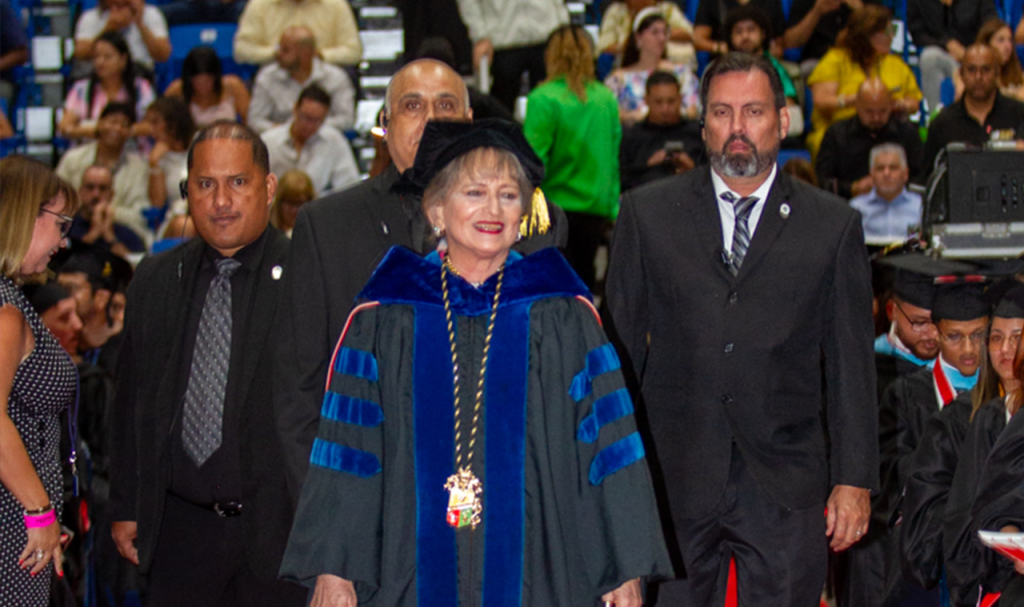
top-left (935, 146), bottom-right (1024, 224)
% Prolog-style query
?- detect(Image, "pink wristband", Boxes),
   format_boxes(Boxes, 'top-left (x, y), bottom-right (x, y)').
top-left (24, 510), bottom-right (56, 528)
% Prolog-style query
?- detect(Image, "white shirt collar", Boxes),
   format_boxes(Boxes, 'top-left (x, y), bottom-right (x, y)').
top-left (710, 163), bottom-right (778, 206)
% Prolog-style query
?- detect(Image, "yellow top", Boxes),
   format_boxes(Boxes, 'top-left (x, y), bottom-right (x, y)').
top-left (233, 0), bottom-right (362, 66)
top-left (805, 48), bottom-right (922, 157)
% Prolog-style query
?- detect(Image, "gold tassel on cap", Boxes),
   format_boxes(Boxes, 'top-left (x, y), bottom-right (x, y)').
top-left (520, 187), bottom-right (551, 238)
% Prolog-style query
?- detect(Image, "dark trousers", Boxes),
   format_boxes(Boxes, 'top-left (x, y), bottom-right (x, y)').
top-left (490, 43), bottom-right (546, 112)
top-left (563, 210), bottom-right (607, 294)
top-left (145, 494), bottom-right (306, 607)
top-left (651, 448), bottom-right (827, 607)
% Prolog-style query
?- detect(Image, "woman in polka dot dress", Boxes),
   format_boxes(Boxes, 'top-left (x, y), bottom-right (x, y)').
top-left (0, 156), bottom-right (79, 605)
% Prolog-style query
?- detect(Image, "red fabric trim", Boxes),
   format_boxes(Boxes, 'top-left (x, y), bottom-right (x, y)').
top-left (324, 301), bottom-right (381, 392)
top-left (575, 295), bottom-right (602, 327)
top-left (933, 361), bottom-right (956, 406)
top-left (980, 593), bottom-right (1000, 607)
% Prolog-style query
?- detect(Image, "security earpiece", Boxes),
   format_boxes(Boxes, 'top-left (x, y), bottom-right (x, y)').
top-left (179, 179), bottom-right (188, 200)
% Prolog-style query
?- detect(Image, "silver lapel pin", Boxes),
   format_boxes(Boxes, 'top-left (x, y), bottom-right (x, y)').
top-left (780, 203), bottom-right (791, 219)
top-left (272, 265), bottom-right (283, 280)
top-left (381, 221), bottom-right (389, 235)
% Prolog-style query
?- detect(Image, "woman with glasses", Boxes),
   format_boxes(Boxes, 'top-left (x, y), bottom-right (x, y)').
top-left (805, 5), bottom-right (922, 158)
top-left (0, 156), bottom-right (79, 605)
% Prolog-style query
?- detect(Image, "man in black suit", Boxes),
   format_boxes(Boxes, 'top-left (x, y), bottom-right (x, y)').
top-left (109, 122), bottom-right (305, 606)
top-left (606, 53), bottom-right (878, 606)
top-left (274, 58), bottom-right (567, 505)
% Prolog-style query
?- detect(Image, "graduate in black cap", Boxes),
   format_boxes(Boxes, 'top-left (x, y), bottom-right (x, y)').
top-left (279, 119), bottom-right (671, 607)
top-left (877, 279), bottom-right (989, 605)
top-left (941, 281), bottom-right (1024, 606)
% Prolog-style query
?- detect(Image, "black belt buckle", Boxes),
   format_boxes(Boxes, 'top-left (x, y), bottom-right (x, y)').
top-left (213, 501), bottom-right (243, 517)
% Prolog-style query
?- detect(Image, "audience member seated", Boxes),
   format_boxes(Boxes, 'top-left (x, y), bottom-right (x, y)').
top-left (806, 5), bottom-right (921, 157)
top-left (159, 0), bottom-right (246, 26)
top-left (234, 0), bottom-right (362, 66)
top-left (156, 211), bottom-right (197, 247)
top-left (954, 18), bottom-right (1024, 104)
top-left (73, 0), bottom-right (170, 70)
top-left (249, 27), bottom-right (355, 134)
top-left (262, 84), bottom-right (360, 196)
top-left (54, 249), bottom-right (128, 355)
top-left (619, 70), bottom-right (702, 192)
top-left (57, 102), bottom-right (151, 240)
top-left (24, 282), bottom-right (83, 358)
top-left (0, 110), bottom-right (12, 140)
top-left (785, 0), bottom-right (877, 75)
top-left (725, 6), bottom-right (804, 136)
top-left (817, 78), bottom-right (924, 197)
top-left (693, 0), bottom-right (786, 55)
top-left (0, 0), bottom-right (28, 105)
top-left (598, 0), bottom-right (695, 67)
top-left (908, 0), bottom-right (997, 113)
top-left (782, 157), bottom-right (819, 185)
top-left (59, 32), bottom-right (155, 145)
top-left (68, 164), bottom-right (146, 256)
top-left (165, 46), bottom-right (250, 127)
top-left (605, 9), bottom-right (700, 124)
top-left (144, 96), bottom-right (194, 219)
top-left (849, 143), bottom-right (921, 246)
top-left (459, 0), bottom-right (570, 111)
top-left (924, 43), bottom-right (1024, 174)
top-left (525, 24), bottom-right (620, 292)
top-left (272, 169), bottom-right (315, 237)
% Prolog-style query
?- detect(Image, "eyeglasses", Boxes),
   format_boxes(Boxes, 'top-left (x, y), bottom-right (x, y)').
top-left (941, 331), bottom-right (986, 346)
top-left (893, 300), bottom-right (936, 333)
top-left (41, 207), bottom-right (74, 239)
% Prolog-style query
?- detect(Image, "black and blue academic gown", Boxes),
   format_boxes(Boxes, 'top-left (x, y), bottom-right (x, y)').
top-left (279, 246), bottom-right (673, 607)
top-left (944, 398), bottom-right (1013, 606)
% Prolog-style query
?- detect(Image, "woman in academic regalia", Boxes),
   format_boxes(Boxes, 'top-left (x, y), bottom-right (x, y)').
top-left (279, 119), bottom-right (672, 607)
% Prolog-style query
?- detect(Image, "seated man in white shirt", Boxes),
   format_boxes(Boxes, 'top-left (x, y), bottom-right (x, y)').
top-left (849, 143), bottom-right (922, 247)
top-left (248, 26), bottom-right (355, 135)
top-left (73, 0), bottom-right (170, 69)
top-left (261, 84), bottom-right (360, 197)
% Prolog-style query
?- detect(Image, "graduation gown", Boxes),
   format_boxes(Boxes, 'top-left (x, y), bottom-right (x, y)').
top-left (279, 247), bottom-right (672, 607)
top-left (944, 398), bottom-right (1011, 606)
top-left (898, 395), bottom-right (972, 589)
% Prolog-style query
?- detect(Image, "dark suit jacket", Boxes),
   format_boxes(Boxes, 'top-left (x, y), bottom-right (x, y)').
top-left (607, 167), bottom-right (878, 525)
top-left (109, 228), bottom-right (293, 581)
top-left (274, 164), bottom-right (569, 503)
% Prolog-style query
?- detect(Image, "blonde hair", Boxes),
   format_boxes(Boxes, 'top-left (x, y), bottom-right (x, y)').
top-left (544, 25), bottom-right (596, 102)
top-left (0, 155), bottom-right (78, 281)
top-left (422, 147), bottom-right (531, 219)
top-left (272, 169), bottom-right (315, 231)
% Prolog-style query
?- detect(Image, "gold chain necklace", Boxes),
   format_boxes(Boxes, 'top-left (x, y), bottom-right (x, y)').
top-left (441, 255), bottom-right (503, 529)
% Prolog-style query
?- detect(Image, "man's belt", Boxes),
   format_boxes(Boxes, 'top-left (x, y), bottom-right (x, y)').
top-left (170, 493), bottom-right (243, 517)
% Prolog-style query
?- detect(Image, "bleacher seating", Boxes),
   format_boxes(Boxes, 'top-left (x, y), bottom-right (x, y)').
top-left (155, 23), bottom-right (256, 93)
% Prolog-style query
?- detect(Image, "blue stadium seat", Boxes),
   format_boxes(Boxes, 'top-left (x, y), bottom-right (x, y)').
top-left (685, 0), bottom-right (699, 25)
top-left (777, 148), bottom-right (811, 167)
top-left (1007, 0), bottom-right (1024, 28)
top-left (939, 77), bottom-right (954, 108)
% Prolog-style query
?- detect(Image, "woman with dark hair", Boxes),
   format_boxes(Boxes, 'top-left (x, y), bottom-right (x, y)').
top-left (144, 96), bottom-right (194, 213)
top-left (954, 18), bottom-right (1024, 103)
top-left (526, 25), bottom-right (621, 292)
top-left (604, 9), bottom-right (699, 124)
top-left (165, 46), bottom-right (249, 126)
top-left (805, 5), bottom-right (921, 157)
top-left (597, 0), bottom-right (695, 66)
top-left (59, 31), bottom-right (154, 142)
top-left (0, 156), bottom-right (79, 605)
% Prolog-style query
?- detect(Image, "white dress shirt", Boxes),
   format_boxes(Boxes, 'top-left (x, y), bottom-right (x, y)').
top-left (262, 121), bottom-right (360, 196)
top-left (249, 58), bottom-right (356, 134)
top-left (710, 163), bottom-right (777, 254)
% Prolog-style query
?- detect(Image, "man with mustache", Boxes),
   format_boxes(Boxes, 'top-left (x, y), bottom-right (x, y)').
top-left (607, 52), bottom-right (877, 605)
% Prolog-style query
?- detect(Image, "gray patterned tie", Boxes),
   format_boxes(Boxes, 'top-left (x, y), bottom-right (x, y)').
top-left (182, 257), bottom-right (240, 466)
top-left (721, 192), bottom-right (759, 276)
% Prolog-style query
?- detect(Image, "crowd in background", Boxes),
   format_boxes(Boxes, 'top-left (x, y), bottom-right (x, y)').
top-left (3, 0), bottom-right (1024, 605)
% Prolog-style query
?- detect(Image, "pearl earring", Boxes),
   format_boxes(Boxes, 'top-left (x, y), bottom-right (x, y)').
top-left (432, 225), bottom-right (442, 236)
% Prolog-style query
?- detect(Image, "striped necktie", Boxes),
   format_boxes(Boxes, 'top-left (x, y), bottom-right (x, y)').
top-left (721, 191), bottom-right (759, 276)
top-left (182, 257), bottom-right (241, 466)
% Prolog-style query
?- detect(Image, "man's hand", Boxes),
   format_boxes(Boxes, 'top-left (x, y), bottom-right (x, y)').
top-left (946, 39), bottom-right (966, 61)
top-left (128, 0), bottom-right (146, 24)
top-left (106, 5), bottom-right (134, 30)
top-left (826, 485), bottom-right (870, 551)
top-left (311, 574), bottom-right (357, 607)
top-left (670, 152), bottom-right (696, 173)
top-left (647, 149), bottom-right (668, 166)
top-left (111, 521), bottom-right (139, 565)
top-left (473, 39), bottom-right (494, 72)
top-left (601, 578), bottom-right (642, 607)
top-left (851, 175), bottom-right (874, 197)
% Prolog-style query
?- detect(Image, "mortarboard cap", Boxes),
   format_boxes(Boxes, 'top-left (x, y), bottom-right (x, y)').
top-left (876, 253), bottom-right (977, 310)
top-left (931, 281), bottom-right (990, 323)
top-left (984, 277), bottom-right (1024, 319)
top-left (410, 118), bottom-right (550, 237)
